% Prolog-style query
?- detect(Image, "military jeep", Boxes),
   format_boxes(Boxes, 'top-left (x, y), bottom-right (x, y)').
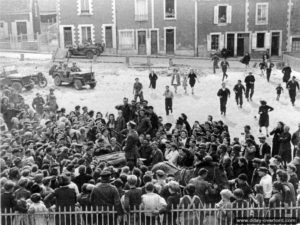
top-left (67, 42), bottom-right (105, 59)
top-left (0, 66), bottom-right (34, 92)
top-left (49, 64), bottom-right (97, 90)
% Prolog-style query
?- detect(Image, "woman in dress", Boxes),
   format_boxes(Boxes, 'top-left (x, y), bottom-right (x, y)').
top-left (258, 100), bottom-right (274, 137)
top-left (270, 121), bottom-right (284, 156)
top-left (106, 113), bottom-right (116, 137)
top-left (171, 68), bottom-right (181, 93)
top-left (278, 125), bottom-right (292, 166)
top-left (187, 69), bottom-right (199, 95)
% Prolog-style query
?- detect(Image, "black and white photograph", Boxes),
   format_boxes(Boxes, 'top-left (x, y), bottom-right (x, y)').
top-left (0, 0), bottom-right (300, 224)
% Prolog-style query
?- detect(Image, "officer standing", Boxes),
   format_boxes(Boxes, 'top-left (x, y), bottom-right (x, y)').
top-left (244, 72), bottom-right (255, 101)
top-left (217, 82), bottom-right (231, 116)
top-left (287, 76), bottom-right (300, 106)
top-left (32, 93), bottom-right (45, 115)
top-left (233, 80), bottom-right (246, 108)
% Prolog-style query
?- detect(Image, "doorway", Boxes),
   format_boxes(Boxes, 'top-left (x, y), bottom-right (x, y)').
top-left (166, 28), bottom-right (174, 54)
top-left (16, 21), bottom-right (27, 41)
top-left (271, 32), bottom-right (280, 56)
top-left (151, 30), bottom-right (158, 55)
top-left (226, 33), bottom-right (235, 57)
top-left (237, 33), bottom-right (249, 56)
top-left (63, 27), bottom-right (73, 47)
top-left (105, 26), bottom-right (113, 48)
top-left (138, 30), bottom-right (146, 55)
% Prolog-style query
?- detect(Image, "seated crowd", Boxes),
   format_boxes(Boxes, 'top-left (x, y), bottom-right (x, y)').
top-left (0, 87), bottom-right (300, 225)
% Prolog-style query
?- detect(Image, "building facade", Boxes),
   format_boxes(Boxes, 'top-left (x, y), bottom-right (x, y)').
top-left (0, 0), bottom-right (41, 41)
top-left (57, 0), bottom-right (297, 56)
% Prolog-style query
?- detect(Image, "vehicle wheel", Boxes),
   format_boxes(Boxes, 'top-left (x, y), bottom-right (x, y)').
top-left (86, 51), bottom-right (94, 59)
top-left (38, 77), bottom-right (48, 88)
top-left (54, 75), bottom-right (62, 86)
top-left (95, 49), bottom-right (101, 56)
top-left (12, 82), bottom-right (23, 92)
top-left (74, 79), bottom-right (83, 90)
top-left (25, 86), bottom-right (33, 91)
top-left (90, 83), bottom-right (96, 89)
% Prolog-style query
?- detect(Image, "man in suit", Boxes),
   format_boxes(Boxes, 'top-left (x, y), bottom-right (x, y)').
top-left (258, 135), bottom-right (271, 159)
top-left (233, 80), bottom-right (246, 108)
top-left (217, 82), bottom-right (231, 116)
top-left (244, 72), bottom-right (255, 101)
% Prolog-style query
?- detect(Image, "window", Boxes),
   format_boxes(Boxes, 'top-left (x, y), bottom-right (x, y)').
top-left (256, 3), bottom-right (268, 25)
top-left (256, 33), bottom-right (265, 48)
top-left (81, 0), bottom-right (90, 14)
top-left (292, 38), bottom-right (300, 52)
top-left (165, 0), bottom-right (176, 19)
top-left (214, 5), bottom-right (232, 24)
top-left (81, 26), bottom-right (91, 44)
top-left (119, 30), bottom-right (134, 50)
top-left (211, 35), bottom-right (219, 50)
top-left (135, 0), bottom-right (148, 21)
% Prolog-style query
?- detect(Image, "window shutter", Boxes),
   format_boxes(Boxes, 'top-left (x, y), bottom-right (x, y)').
top-left (214, 6), bottom-right (219, 24)
top-left (207, 34), bottom-right (211, 51)
top-left (265, 32), bottom-right (270, 49)
top-left (219, 34), bottom-right (225, 50)
top-left (252, 33), bottom-right (257, 49)
top-left (227, 5), bottom-right (232, 23)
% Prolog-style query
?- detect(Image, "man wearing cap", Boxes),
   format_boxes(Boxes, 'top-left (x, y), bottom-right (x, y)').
top-left (32, 93), bottom-right (45, 115)
top-left (124, 121), bottom-right (140, 166)
top-left (244, 72), bottom-right (255, 101)
top-left (287, 76), bottom-right (299, 106)
top-left (90, 170), bottom-right (123, 217)
top-left (133, 78), bottom-right (144, 102)
top-left (258, 135), bottom-right (271, 159)
top-left (258, 167), bottom-right (272, 205)
top-left (70, 62), bottom-right (81, 72)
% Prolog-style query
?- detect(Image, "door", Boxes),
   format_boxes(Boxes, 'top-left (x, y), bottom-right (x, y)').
top-left (226, 33), bottom-right (235, 57)
top-left (16, 21), bottom-right (27, 41)
top-left (63, 27), bottom-right (73, 47)
top-left (166, 29), bottom-right (174, 54)
top-left (237, 37), bottom-right (244, 56)
top-left (138, 30), bottom-right (146, 55)
top-left (105, 26), bottom-right (113, 48)
top-left (151, 30), bottom-right (158, 55)
top-left (271, 32), bottom-right (280, 56)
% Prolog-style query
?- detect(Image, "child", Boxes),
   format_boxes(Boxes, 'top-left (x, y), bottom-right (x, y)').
top-left (182, 74), bottom-right (188, 94)
top-left (28, 193), bottom-right (48, 225)
top-left (276, 84), bottom-right (284, 101)
top-left (216, 189), bottom-right (233, 225)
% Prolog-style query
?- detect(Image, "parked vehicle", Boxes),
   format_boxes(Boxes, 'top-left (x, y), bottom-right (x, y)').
top-left (0, 66), bottom-right (34, 92)
top-left (49, 64), bottom-right (96, 90)
top-left (30, 70), bottom-right (48, 88)
top-left (67, 42), bottom-right (105, 59)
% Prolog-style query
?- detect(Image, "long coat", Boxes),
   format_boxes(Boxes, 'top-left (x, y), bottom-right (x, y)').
top-left (171, 73), bottom-right (181, 86)
top-left (270, 127), bottom-right (283, 156)
top-left (278, 132), bottom-right (292, 162)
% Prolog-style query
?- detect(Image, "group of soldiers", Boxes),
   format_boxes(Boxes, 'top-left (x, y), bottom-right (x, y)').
top-left (56, 62), bottom-right (81, 78)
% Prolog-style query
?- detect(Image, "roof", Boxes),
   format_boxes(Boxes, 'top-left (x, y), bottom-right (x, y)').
top-left (0, 0), bottom-right (31, 14)
top-left (38, 0), bottom-right (56, 14)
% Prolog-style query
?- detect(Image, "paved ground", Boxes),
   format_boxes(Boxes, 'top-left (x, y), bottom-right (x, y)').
top-left (0, 56), bottom-right (300, 143)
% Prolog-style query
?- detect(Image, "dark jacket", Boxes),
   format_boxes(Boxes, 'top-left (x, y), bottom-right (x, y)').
top-left (233, 84), bottom-right (245, 96)
top-left (90, 182), bottom-right (122, 214)
top-left (258, 143), bottom-right (271, 158)
top-left (73, 174), bottom-right (93, 192)
top-left (217, 88), bottom-right (231, 101)
top-left (137, 116), bottom-right (152, 135)
top-left (115, 104), bottom-right (132, 123)
top-left (244, 75), bottom-right (255, 87)
top-left (278, 132), bottom-right (292, 162)
top-left (124, 187), bottom-right (142, 211)
top-left (44, 186), bottom-right (77, 210)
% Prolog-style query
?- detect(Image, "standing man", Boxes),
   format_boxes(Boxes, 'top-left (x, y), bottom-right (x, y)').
top-left (149, 70), bottom-right (158, 90)
top-left (258, 135), bottom-right (271, 159)
top-left (282, 64), bottom-right (292, 88)
top-left (187, 69), bottom-right (199, 95)
top-left (115, 98), bottom-right (132, 123)
top-left (265, 59), bottom-right (274, 82)
top-left (233, 80), bottom-right (246, 108)
top-left (163, 85), bottom-right (174, 116)
top-left (171, 68), bottom-right (181, 93)
top-left (244, 72), bottom-right (255, 101)
top-left (292, 123), bottom-right (300, 157)
top-left (220, 58), bottom-right (229, 81)
top-left (287, 76), bottom-right (299, 106)
top-left (133, 78), bottom-right (144, 102)
top-left (211, 54), bottom-right (220, 74)
top-left (124, 121), bottom-right (140, 166)
top-left (32, 93), bottom-right (45, 115)
top-left (217, 82), bottom-right (231, 116)
top-left (46, 88), bottom-right (58, 113)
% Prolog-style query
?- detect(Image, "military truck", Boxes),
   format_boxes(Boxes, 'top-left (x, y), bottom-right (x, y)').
top-left (0, 66), bottom-right (34, 92)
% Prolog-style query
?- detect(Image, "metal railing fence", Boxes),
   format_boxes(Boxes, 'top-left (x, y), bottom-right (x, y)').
top-left (1, 203), bottom-right (299, 225)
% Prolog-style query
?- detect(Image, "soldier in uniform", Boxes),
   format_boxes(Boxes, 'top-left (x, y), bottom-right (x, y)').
top-left (32, 93), bottom-right (45, 115)
top-left (70, 62), bottom-right (81, 72)
top-left (46, 88), bottom-right (58, 113)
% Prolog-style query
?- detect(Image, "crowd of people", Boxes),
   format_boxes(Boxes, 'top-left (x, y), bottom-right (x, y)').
top-left (1, 57), bottom-right (300, 225)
